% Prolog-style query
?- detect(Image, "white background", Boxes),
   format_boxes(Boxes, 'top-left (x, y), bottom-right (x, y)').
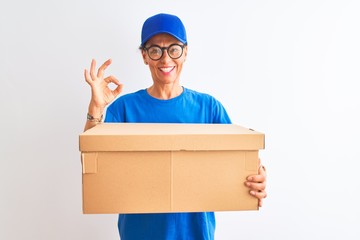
top-left (1, 0), bottom-right (359, 239)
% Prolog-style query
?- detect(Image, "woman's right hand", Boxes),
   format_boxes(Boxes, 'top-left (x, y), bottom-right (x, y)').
top-left (84, 58), bottom-right (123, 115)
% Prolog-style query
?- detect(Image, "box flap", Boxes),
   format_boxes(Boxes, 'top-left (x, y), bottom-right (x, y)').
top-left (79, 123), bottom-right (265, 152)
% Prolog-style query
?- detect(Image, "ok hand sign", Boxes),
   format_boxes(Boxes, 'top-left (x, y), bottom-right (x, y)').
top-left (84, 58), bottom-right (123, 111)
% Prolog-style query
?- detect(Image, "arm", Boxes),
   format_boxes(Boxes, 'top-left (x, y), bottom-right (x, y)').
top-left (83, 59), bottom-right (123, 131)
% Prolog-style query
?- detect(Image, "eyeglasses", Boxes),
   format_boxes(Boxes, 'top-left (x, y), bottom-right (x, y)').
top-left (143, 44), bottom-right (186, 61)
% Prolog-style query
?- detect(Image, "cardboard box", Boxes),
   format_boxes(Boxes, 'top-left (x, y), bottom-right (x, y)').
top-left (79, 123), bottom-right (265, 214)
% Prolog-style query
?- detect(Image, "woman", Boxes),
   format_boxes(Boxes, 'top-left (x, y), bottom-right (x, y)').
top-left (84, 13), bottom-right (267, 240)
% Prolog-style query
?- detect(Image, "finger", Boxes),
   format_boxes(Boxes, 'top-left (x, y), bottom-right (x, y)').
top-left (103, 75), bottom-right (123, 97)
top-left (250, 190), bottom-right (267, 200)
top-left (84, 69), bottom-right (92, 84)
top-left (245, 181), bottom-right (266, 191)
top-left (104, 75), bottom-right (119, 84)
top-left (97, 58), bottom-right (112, 78)
top-left (246, 173), bottom-right (266, 183)
top-left (259, 199), bottom-right (263, 207)
top-left (259, 165), bottom-right (267, 176)
top-left (112, 84), bottom-right (123, 98)
top-left (107, 76), bottom-right (123, 97)
top-left (90, 59), bottom-right (97, 80)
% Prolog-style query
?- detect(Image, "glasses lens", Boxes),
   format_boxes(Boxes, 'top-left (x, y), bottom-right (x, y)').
top-left (168, 45), bottom-right (183, 59)
top-left (146, 44), bottom-right (184, 60)
top-left (147, 46), bottom-right (162, 60)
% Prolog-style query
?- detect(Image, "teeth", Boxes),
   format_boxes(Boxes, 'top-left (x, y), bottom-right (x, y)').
top-left (160, 67), bottom-right (174, 73)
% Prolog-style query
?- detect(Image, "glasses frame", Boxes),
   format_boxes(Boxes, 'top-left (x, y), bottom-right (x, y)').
top-left (143, 43), bottom-right (186, 61)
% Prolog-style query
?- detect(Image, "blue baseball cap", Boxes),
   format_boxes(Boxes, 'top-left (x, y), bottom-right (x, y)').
top-left (141, 13), bottom-right (187, 47)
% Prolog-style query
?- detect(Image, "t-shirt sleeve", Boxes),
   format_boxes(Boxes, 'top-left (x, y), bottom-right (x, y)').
top-left (212, 98), bottom-right (232, 124)
top-left (104, 101), bottom-right (123, 123)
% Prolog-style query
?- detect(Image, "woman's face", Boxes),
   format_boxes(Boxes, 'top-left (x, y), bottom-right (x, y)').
top-left (142, 33), bottom-right (187, 86)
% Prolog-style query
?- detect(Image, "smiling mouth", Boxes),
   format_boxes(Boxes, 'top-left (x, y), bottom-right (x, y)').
top-left (159, 67), bottom-right (175, 73)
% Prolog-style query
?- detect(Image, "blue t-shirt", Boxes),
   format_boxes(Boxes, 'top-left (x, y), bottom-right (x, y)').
top-left (105, 87), bottom-right (231, 240)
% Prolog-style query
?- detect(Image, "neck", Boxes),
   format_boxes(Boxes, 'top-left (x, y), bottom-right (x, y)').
top-left (147, 84), bottom-right (183, 100)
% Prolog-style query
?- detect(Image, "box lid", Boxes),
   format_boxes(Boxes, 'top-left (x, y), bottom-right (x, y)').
top-left (79, 123), bottom-right (265, 152)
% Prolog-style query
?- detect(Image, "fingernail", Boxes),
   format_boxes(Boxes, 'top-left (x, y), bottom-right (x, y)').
top-left (245, 182), bottom-right (251, 187)
top-left (250, 191), bottom-right (256, 196)
top-left (247, 177), bottom-right (253, 181)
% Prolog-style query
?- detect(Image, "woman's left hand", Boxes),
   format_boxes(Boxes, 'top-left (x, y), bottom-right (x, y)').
top-left (245, 163), bottom-right (267, 207)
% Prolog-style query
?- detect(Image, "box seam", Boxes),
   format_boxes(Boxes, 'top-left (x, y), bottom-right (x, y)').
top-left (170, 151), bottom-right (173, 211)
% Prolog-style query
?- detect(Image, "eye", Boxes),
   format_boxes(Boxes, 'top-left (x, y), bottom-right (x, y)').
top-left (148, 47), bottom-right (162, 56)
top-left (169, 46), bottom-right (179, 53)
top-left (169, 45), bottom-right (181, 56)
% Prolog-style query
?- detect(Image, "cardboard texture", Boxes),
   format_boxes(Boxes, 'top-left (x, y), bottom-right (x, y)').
top-left (79, 123), bottom-right (265, 214)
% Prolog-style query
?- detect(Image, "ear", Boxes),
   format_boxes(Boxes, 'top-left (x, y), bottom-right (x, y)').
top-left (183, 45), bottom-right (188, 62)
top-left (141, 49), bottom-right (148, 65)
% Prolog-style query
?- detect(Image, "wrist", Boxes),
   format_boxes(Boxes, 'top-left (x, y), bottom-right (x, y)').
top-left (87, 113), bottom-right (103, 123)
top-left (87, 102), bottom-right (105, 119)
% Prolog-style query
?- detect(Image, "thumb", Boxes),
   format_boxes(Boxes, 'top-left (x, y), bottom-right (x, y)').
top-left (112, 84), bottom-right (123, 98)
top-left (258, 164), bottom-right (266, 176)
